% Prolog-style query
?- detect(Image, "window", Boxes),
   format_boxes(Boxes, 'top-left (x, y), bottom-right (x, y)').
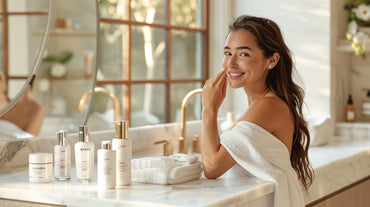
top-left (98, 0), bottom-right (209, 127)
top-left (0, 0), bottom-right (48, 97)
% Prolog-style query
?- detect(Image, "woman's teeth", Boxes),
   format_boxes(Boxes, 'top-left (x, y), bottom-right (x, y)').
top-left (229, 72), bottom-right (244, 77)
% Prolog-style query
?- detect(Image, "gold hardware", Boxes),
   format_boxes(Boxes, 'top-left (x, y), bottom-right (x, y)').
top-left (192, 134), bottom-right (200, 153)
top-left (154, 140), bottom-right (173, 156)
top-left (78, 87), bottom-right (119, 121)
top-left (179, 88), bottom-right (202, 154)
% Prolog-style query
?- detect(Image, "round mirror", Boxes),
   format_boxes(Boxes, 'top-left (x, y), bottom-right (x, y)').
top-left (0, 0), bottom-right (98, 139)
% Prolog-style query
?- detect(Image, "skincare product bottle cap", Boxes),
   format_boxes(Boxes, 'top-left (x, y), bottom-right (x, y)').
top-left (112, 120), bottom-right (129, 140)
top-left (101, 140), bottom-right (112, 150)
top-left (347, 95), bottom-right (353, 105)
top-left (57, 130), bottom-right (68, 145)
top-left (79, 125), bottom-right (90, 142)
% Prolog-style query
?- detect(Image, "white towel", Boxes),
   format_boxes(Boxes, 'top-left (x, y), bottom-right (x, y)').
top-left (132, 155), bottom-right (202, 185)
top-left (220, 121), bottom-right (305, 207)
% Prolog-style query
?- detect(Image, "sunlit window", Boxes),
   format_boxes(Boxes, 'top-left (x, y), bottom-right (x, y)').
top-left (98, 0), bottom-right (209, 127)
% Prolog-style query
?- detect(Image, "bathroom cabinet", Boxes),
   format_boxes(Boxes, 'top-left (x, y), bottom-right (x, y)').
top-left (309, 178), bottom-right (370, 207)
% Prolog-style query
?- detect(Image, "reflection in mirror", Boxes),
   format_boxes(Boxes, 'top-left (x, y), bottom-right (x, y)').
top-left (0, 0), bottom-right (98, 139)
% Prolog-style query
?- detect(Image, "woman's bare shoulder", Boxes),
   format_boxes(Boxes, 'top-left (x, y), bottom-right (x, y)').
top-left (239, 95), bottom-right (292, 133)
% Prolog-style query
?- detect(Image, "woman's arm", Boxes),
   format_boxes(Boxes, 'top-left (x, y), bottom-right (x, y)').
top-left (201, 70), bottom-right (236, 178)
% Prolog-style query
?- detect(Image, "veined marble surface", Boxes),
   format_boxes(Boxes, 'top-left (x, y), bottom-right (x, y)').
top-left (0, 170), bottom-right (274, 207)
top-left (0, 121), bottom-right (369, 206)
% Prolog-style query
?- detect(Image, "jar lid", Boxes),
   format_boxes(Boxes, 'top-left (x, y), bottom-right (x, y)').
top-left (29, 153), bottom-right (53, 163)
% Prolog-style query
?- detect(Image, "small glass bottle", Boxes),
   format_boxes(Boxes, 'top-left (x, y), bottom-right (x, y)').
top-left (345, 94), bottom-right (356, 122)
top-left (54, 130), bottom-right (71, 181)
top-left (98, 140), bottom-right (116, 189)
top-left (75, 125), bottom-right (95, 182)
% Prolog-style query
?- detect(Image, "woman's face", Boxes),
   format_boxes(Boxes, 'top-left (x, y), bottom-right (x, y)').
top-left (222, 29), bottom-right (270, 90)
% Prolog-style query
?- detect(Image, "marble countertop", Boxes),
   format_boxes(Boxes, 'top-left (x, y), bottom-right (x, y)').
top-left (0, 170), bottom-right (274, 207)
top-left (0, 128), bottom-right (369, 206)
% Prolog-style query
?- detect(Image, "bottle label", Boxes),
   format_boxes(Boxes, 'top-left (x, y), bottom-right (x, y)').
top-left (347, 111), bottom-right (355, 120)
top-left (75, 144), bottom-right (94, 180)
top-left (54, 146), bottom-right (71, 178)
top-left (114, 140), bottom-right (131, 186)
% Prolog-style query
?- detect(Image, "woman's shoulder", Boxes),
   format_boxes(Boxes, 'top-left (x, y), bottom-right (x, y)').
top-left (239, 94), bottom-right (292, 133)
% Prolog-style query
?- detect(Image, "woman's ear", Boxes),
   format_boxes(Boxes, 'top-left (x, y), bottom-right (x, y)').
top-left (267, 52), bottom-right (280, 70)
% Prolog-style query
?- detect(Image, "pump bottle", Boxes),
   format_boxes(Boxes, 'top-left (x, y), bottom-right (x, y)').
top-left (112, 120), bottom-right (131, 186)
top-left (54, 130), bottom-right (71, 181)
top-left (75, 125), bottom-right (95, 182)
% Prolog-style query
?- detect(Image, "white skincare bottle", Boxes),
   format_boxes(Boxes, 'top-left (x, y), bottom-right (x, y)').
top-left (112, 120), bottom-right (131, 186)
top-left (98, 140), bottom-right (116, 189)
top-left (54, 130), bottom-right (71, 181)
top-left (220, 112), bottom-right (236, 133)
top-left (75, 125), bottom-right (95, 182)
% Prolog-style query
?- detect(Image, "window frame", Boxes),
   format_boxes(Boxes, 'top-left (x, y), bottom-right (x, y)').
top-left (98, 0), bottom-right (210, 125)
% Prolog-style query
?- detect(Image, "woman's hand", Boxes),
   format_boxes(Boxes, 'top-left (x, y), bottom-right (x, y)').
top-left (202, 69), bottom-right (227, 113)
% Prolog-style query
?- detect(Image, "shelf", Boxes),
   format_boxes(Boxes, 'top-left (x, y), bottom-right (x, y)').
top-left (337, 39), bottom-right (370, 53)
top-left (33, 28), bottom-right (95, 36)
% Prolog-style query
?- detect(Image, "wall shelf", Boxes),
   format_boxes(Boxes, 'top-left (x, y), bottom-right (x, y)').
top-left (337, 39), bottom-right (370, 53)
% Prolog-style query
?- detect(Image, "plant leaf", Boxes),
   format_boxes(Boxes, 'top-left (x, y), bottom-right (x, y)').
top-left (57, 51), bottom-right (73, 63)
top-left (42, 55), bottom-right (58, 62)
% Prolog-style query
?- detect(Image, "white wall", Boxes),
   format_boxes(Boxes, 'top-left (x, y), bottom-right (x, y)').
top-left (209, 0), bottom-right (331, 119)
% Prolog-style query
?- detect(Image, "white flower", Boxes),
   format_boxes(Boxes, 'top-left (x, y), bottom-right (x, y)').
top-left (353, 31), bottom-right (370, 49)
top-left (347, 20), bottom-right (358, 35)
top-left (353, 4), bottom-right (370, 21)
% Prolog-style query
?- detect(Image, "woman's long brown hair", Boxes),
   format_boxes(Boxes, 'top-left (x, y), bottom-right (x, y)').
top-left (229, 15), bottom-right (314, 191)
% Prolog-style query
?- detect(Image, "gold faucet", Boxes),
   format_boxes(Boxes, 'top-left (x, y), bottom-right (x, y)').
top-left (179, 88), bottom-right (202, 154)
top-left (78, 87), bottom-right (119, 121)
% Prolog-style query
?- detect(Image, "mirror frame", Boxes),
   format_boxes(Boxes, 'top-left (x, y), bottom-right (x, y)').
top-left (0, 0), bottom-right (100, 129)
top-left (0, 0), bottom-right (54, 116)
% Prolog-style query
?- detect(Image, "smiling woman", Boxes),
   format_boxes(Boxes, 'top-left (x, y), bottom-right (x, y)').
top-left (201, 15), bottom-right (313, 207)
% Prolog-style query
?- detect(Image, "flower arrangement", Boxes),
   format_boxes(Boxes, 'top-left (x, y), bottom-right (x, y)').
top-left (344, 0), bottom-right (370, 58)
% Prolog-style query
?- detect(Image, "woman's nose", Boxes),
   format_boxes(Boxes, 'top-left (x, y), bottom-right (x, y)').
top-left (224, 55), bottom-right (237, 68)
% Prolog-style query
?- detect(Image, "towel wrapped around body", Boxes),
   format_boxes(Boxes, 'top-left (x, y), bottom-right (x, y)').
top-left (220, 121), bottom-right (304, 207)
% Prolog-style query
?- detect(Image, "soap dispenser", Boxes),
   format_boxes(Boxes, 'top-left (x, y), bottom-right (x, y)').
top-left (361, 89), bottom-right (370, 121)
top-left (345, 94), bottom-right (356, 123)
top-left (112, 120), bottom-right (131, 186)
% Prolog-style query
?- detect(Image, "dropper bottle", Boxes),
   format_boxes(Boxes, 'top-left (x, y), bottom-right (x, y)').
top-left (112, 120), bottom-right (131, 186)
top-left (345, 94), bottom-right (356, 122)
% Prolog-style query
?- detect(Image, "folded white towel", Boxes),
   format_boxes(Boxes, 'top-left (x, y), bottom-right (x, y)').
top-left (220, 121), bottom-right (305, 207)
top-left (132, 161), bottom-right (202, 185)
top-left (131, 155), bottom-right (202, 185)
top-left (132, 153), bottom-right (199, 169)
top-left (132, 157), bottom-right (178, 169)
top-left (168, 153), bottom-right (198, 165)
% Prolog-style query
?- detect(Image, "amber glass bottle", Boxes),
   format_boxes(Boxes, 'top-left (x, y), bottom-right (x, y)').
top-left (345, 95), bottom-right (356, 122)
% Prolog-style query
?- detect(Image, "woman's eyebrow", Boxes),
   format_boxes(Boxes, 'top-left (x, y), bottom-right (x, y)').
top-left (224, 46), bottom-right (252, 50)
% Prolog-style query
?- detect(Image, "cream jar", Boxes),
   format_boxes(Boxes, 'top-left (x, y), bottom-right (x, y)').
top-left (29, 153), bottom-right (53, 183)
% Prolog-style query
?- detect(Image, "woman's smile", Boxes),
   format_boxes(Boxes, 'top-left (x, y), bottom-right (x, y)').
top-left (228, 72), bottom-right (245, 79)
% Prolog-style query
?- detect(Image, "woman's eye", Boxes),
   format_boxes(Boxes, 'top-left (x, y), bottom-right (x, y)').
top-left (224, 51), bottom-right (231, 56)
top-left (240, 53), bottom-right (250, 57)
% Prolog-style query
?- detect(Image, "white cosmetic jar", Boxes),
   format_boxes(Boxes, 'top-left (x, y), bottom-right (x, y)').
top-left (29, 153), bottom-right (53, 183)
